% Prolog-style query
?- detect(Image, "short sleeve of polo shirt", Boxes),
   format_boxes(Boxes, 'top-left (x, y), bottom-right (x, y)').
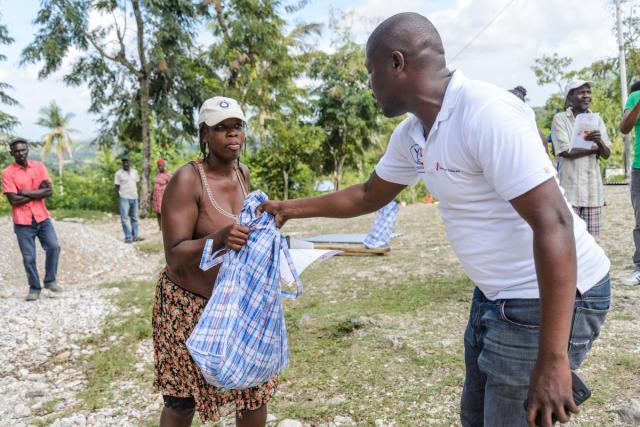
top-left (1, 168), bottom-right (17, 193)
top-left (467, 99), bottom-right (555, 201)
top-left (37, 162), bottom-right (51, 183)
top-left (114, 171), bottom-right (121, 186)
top-left (551, 112), bottom-right (571, 155)
top-left (625, 91), bottom-right (640, 112)
top-left (374, 119), bottom-right (421, 186)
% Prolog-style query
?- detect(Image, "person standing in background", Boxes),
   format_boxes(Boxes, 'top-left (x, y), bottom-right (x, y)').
top-left (2, 138), bottom-right (62, 301)
top-left (114, 155), bottom-right (144, 243)
top-left (552, 80), bottom-right (611, 238)
top-left (618, 80), bottom-right (640, 285)
top-left (152, 159), bottom-right (171, 230)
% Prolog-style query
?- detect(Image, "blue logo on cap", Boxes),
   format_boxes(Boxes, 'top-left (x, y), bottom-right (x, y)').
top-left (219, 100), bottom-right (230, 108)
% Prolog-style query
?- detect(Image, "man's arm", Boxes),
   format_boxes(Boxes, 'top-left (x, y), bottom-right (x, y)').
top-left (557, 148), bottom-right (599, 160)
top-left (552, 115), bottom-right (600, 160)
top-left (114, 184), bottom-right (120, 197)
top-left (584, 130), bottom-right (610, 160)
top-left (18, 180), bottom-right (53, 199)
top-left (509, 178), bottom-right (579, 427)
top-left (620, 99), bottom-right (640, 134)
top-left (5, 193), bottom-right (32, 206)
top-left (259, 172), bottom-right (406, 227)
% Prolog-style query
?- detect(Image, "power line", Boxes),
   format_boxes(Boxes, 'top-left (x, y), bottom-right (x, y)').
top-left (450, 0), bottom-right (519, 62)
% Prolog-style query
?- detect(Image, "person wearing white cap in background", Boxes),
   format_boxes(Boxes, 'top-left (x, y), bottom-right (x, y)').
top-left (551, 80), bottom-right (611, 238)
top-left (151, 96), bottom-right (277, 427)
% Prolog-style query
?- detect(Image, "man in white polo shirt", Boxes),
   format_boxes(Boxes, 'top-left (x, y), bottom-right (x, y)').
top-left (114, 155), bottom-right (143, 243)
top-left (260, 13), bottom-right (610, 427)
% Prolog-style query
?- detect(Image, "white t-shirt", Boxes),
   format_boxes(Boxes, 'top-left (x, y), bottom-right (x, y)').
top-left (114, 168), bottom-right (139, 199)
top-left (375, 70), bottom-right (610, 300)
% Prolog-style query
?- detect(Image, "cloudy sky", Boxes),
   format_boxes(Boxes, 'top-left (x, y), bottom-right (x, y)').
top-left (0, 0), bottom-right (627, 141)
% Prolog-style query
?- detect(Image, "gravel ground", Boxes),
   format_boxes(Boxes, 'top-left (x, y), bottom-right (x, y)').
top-left (0, 184), bottom-right (638, 426)
top-left (0, 216), bottom-right (161, 426)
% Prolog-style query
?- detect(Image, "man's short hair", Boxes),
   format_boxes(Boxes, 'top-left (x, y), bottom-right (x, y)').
top-left (9, 137), bottom-right (28, 149)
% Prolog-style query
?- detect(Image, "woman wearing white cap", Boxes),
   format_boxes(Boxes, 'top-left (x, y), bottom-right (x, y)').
top-left (152, 96), bottom-right (277, 426)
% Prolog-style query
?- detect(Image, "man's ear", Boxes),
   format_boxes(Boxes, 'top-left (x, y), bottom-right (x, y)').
top-left (391, 51), bottom-right (405, 75)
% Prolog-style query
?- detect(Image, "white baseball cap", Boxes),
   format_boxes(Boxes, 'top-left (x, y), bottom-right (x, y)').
top-left (198, 96), bottom-right (246, 127)
top-left (564, 79), bottom-right (592, 98)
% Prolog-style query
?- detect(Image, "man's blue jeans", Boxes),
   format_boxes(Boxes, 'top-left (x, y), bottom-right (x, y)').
top-left (460, 274), bottom-right (610, 427)
top-left (119, 197), bottom-right (139, 241)
top-left (14, 218), bottom-right (61, 291)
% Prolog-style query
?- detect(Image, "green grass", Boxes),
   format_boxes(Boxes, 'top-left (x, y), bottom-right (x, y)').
top-left (135, 240), bottom-right (164, 254)
top-left (77, 280), bottom-right (155, 411)
top-left (269, 275), bottom-right (472, 425)
top-left (50, 209), bottom-right (113, 222)
top-left (610, 312), bottom-right (635, 322)
top-left (30, 398), bottom-right (66, 424)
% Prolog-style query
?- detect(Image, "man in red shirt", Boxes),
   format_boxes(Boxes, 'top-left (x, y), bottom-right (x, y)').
top-left (2, 138), bottom-right (62, 301)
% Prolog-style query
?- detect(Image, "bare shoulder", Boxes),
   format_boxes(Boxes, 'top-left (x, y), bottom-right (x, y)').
top-left (238, 162), bottom-right (251, 178)
top-left (165, 163), bottom-right (201, 199)
top-left (170, 163), bottom-right (199, 187)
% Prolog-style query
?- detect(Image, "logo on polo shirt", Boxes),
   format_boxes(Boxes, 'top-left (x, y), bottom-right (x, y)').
top-left (435, 161), bottom-right (461, 173)
top-left (410, 144), bottom-right (425, 174)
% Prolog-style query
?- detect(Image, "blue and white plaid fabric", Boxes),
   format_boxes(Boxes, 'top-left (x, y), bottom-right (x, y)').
top-left (187, 190), bottom-right (301, 389)
top-left (363, 200), bottom-right (400, 249)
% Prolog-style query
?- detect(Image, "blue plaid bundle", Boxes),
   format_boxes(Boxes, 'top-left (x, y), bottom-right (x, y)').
top-left (187, 190), bottom-right (301, 389)
top-left (363, 200), bottom-right (400, 248)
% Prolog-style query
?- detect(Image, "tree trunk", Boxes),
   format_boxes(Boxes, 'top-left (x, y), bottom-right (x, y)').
top-left (283, 169), bottom-right (289, 200)
top-left (58, 161), bottom-right (64, 197)
top-left (132, 0), bottom-right (151, 217)
top-left (333, 154), bottom-right (345, 192)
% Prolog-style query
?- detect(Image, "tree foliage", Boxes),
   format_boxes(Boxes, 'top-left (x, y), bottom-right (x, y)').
top-left (204, 0), bottom-right (320, 145)
top-left (531, 53), bottom-right (575, 93)
top-left (247, 114), bottom-right (323, 200)
top-left (0, 14), bottom-right (18, 136)
top-left (309, 40), bottom-right (379, 190)
top-left (37, 101), bottom-right (76, 196)
top-left (21, 0), bottom-right (203, 215)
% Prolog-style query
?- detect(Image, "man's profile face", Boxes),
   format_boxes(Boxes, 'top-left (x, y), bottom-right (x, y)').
top-left (365, 46), bottom-right (406, 118)
top-left (568, 84), bottom-right (592, 111)
top-left (10, 142), bottom-right (29, 166)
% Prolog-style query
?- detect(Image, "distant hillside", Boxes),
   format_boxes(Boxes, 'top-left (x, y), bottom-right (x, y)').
top-left (34, 139), bottom-right (200, 170)
top-left (37, 138), bottom-right (98, 169)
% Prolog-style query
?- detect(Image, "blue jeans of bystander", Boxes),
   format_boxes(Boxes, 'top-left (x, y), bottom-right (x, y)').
top-left (13, 218), bottom-right (61, 290)
top-left (119, 197), bottom-right (139, 242)
top-left (460, 274), bottom-right (610, 427)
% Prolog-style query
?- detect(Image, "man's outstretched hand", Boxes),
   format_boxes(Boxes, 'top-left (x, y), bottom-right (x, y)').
top-left (526, 357), bottom-right (578, 427)
top-left (257, 200), bottom-right (288, 228)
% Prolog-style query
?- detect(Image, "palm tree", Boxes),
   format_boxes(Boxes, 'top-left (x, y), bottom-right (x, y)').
top-left (36, 101), bottom-right (76, 195)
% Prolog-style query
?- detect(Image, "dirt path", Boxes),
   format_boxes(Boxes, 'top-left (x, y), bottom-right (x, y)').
top-left (0, 217), bottom-right (163, 426)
